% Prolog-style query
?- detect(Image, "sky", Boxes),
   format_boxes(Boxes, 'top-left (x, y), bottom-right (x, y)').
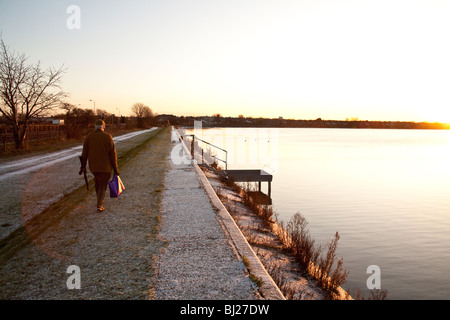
top-left (1, 0), bottom-right (450, 122)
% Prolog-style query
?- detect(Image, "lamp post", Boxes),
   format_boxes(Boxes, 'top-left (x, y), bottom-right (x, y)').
top-left (90, 99), bottom-right (96, 114)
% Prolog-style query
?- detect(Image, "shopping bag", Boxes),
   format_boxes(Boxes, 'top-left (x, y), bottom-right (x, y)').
top-left (109, 174), bottom-right (125, 198)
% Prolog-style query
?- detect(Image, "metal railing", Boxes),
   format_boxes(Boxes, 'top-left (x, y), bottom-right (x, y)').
top-left (182, 134), bottom-right (228, 170)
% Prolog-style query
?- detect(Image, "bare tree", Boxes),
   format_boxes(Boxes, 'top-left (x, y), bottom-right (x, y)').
top-left (61, 103), bottom-right (95, 139)
top-left (131, 102), bottom-right (154, 128)
top-left (96, 108), bottom-right (110, 117)
top-left (131, 102), bottom-right (153, 118)
top-left (0, 38), bottom-right (67, 149)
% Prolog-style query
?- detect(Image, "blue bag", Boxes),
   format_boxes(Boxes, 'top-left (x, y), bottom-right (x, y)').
top-left (108, 174), bottom-right (125, 198)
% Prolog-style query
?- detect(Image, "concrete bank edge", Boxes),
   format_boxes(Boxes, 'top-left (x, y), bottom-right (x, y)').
top-left (174, 128), bottom-right (285, 300)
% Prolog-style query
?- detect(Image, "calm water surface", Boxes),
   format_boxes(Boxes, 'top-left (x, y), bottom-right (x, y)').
top-left (184, 127), bottom-right (450, 299)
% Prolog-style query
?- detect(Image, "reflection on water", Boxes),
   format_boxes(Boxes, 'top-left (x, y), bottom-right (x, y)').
top-left (184, 127), bottom-right (450, 299)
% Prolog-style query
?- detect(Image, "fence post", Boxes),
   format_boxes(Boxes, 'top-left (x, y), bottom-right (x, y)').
top-left (3, 125), bottom-right (6, 152)
top-left (25, 126), bottom-right (29, 149)
top-left (225, 150), bottom-right (228, 170)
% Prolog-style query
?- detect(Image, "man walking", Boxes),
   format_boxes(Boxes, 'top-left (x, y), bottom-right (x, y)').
top-left (80, 119), bottom-right (120, 212)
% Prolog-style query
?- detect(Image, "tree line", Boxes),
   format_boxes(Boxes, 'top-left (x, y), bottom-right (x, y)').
top-left (155, 114), bottom-right (450, 130)
top-left (59, 102), bottom-right (156, 139)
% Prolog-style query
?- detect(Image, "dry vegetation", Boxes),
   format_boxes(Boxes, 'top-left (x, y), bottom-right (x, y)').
top-left (201, 163), bottom-right (388, 300)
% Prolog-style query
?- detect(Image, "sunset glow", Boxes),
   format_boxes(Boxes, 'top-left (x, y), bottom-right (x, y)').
top-left (1, 0), bottom-right (450, 122)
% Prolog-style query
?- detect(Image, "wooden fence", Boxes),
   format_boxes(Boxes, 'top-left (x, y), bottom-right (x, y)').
top-left (1, 123), bottom-right (128, 151)
top-left (1, 124), bottom-right (64, 150)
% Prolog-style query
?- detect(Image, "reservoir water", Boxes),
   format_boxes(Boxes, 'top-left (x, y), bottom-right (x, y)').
top-left (183, 127), bottom-right (450, 299)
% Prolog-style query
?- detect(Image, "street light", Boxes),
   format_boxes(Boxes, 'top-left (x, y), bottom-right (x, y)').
top-left (90, 99), bottom-right (96, 114)
top-left (116, 108), bottom-right (121, 126)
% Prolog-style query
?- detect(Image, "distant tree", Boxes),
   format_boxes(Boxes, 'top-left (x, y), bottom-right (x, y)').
top-left (62, 103), bottom-right (95, 139)
top-left (131, 102), bottom-right (153, 118)
top-left (0, 37), bottom-right (67, 149)
top-left (131, 102), bottom-right (154, 128)
top-left (96, 108), bottom-right (111, 118)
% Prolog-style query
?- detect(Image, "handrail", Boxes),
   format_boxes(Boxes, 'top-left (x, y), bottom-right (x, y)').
top-left (195, 137), bottom-right (228, 153)
top-left (182, 134), bottom-right (228, 170)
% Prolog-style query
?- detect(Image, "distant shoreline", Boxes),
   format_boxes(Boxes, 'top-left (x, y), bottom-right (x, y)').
top-left (157, 114), bottom-right (450, 130)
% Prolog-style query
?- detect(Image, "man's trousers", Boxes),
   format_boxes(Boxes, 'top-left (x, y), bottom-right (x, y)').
top-left (93, 172), bottom-right (111, 208)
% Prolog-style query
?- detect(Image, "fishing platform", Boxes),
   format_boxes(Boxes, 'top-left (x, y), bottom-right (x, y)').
top-left (182, 134), bottom-right (273, 205)
top-left (224, 169), bottom-right (273, 205)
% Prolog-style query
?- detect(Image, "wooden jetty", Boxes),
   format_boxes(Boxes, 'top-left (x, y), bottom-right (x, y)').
top-left (225, 169), bottom-right (273, 205)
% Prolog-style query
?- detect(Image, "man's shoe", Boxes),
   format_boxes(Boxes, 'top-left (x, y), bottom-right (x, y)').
top-left (97, 206), bottom-right (105, 212)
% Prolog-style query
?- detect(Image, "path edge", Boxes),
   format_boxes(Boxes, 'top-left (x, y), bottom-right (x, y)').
top-left (173, 128), bottom-right (285, 300)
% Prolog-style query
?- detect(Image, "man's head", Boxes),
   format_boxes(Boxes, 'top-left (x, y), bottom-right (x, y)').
top-left (95, 119), bottom-right (105, 131)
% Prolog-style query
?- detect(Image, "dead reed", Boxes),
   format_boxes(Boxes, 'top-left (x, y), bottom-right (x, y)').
top-left (207, 165), bottom-right (356, 299)
top-left (273, 212), bottom-right (349, 299)
top-left (237, 181), bottom-right (349, 299)
top-left (349, 288), bottom-right (389, 300)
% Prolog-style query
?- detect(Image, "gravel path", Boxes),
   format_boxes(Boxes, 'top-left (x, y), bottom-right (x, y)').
top-left (152, 130), bottom-right (285, 300)
top-left (0, 128), bottom-right (170, 299)
top-left (0, 128), bottom-right (158, 241)
top-left (0, 127), bottom-right (277, 300)
top-left (153, 149), bottom-right (259, 300)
